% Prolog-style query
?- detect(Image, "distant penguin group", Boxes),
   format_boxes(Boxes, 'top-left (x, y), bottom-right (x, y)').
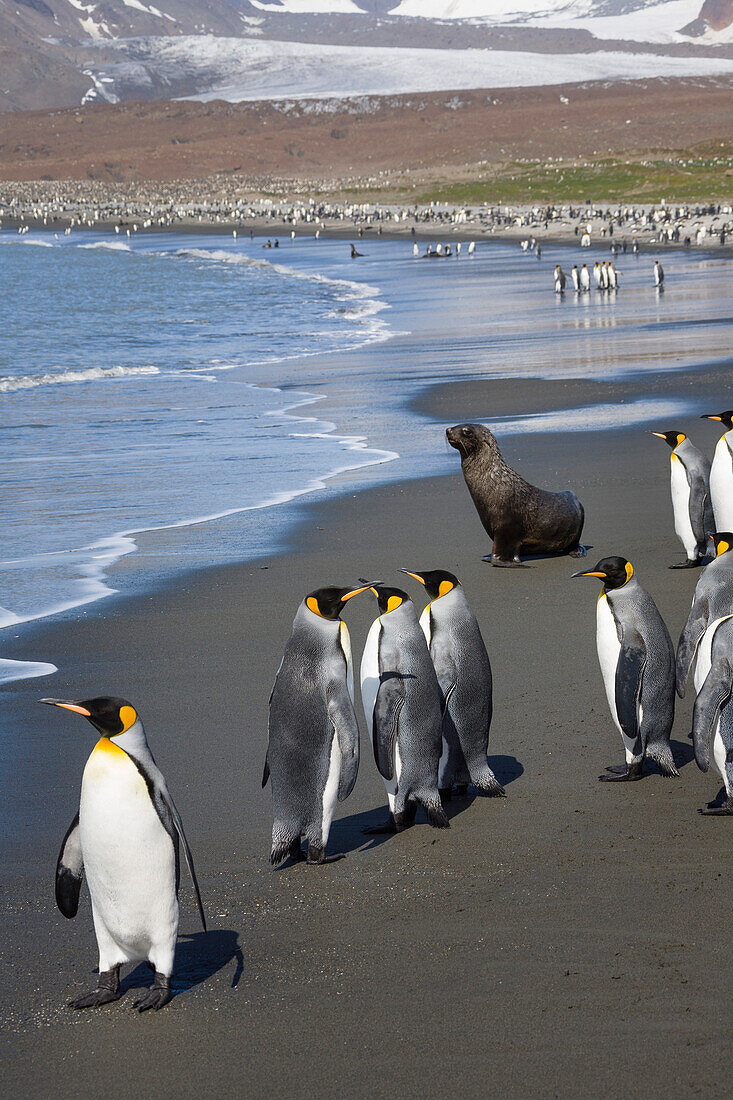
top-left (556, 260), bottom-right (618, 294)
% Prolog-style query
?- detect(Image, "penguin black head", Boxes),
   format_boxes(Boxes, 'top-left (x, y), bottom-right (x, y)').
top-left (367, 584), bottom-right (411, 615)
top-left (399, 568), bottom-right (460, 600)
top-left (702, 411), bottom-right (733, 430)
top-left (304, 585), bottom-right (371, 621)
top-left (713, 533), bottom-right (733, 557)
top-left (446, 423), bottom-right (496, 459)
top-left (572, 556), bottom-right (634, 590)
top-left (40, 696), bottom-right (138, 737)
top-left (650, 430), bottom-right (686, 448)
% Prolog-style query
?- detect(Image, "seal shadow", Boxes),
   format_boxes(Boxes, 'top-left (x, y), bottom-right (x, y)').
top-left (483, 546), bottom-right (595, 567)
top-left (120, 929), bottom-right (244, 998)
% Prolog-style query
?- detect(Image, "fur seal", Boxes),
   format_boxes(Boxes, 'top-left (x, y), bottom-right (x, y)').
top-left (446, 423), bottom-right (586, 567)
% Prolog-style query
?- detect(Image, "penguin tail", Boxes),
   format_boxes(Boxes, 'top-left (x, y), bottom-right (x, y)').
top-left (472, 766), bottom-right (506, 798)
top-left (646, 743), bottom-right (680, 778)
top-left (270, 827), bottom-right (301, 865)
top-left (418, 794), bottom-right (450, 829)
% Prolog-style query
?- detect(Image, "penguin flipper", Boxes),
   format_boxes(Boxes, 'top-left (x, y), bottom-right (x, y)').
top-left (373, 671), bottom-right (405, 782)
top-left (692, 659), bottom-right (733, 772)
top-left (326, 682), bottom-right (360, 801)
top-left (55, 812), bottom-right (83, 919)
top-left (262, 753), bottom-right (270, 789)
top-left (687, 471), bottom-right (711, 547)
top-left (615, 633), bottom-right (647, 748)
top-left (155, 787), bottom-right (208, 934)
top-left (676, 596), bottom-right (708, 698)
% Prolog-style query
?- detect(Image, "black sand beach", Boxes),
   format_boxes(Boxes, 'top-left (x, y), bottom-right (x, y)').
top-left (2, 369), bottom-right (732, 1095)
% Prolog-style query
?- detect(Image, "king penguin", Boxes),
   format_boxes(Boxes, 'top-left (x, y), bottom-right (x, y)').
top-left (43, 696), bottom-right (206, 1012)
top-left (263, 584), bottom-right (370, 865)
top-left (651, 430), bottom-right (714, 567)
top-left (554, 266), bottom-right (566, 293)
top-left (676, 533), bottom-right (733, 698)
top-left (654, 260), bottom-right (664, 287)
top-left (400, 569), bottom-right (504, 799)
top-left (360, 585), bottom-right (449, 833)
top-left (571, 265), bottom-right (580, 292)
top-left (690, 614), bottom-right (733, 814)
top-left (579, 263), bottom-right (591, 291)
top-left (573, 557), bottom-right (678, 781)
top-left (701, 411), bottom-right (733, 531)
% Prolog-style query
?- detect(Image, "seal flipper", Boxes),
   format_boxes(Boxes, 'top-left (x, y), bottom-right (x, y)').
top-left (56, 812), bottom-right (83, 919)
top-left (692, 657), bottom-right (733, 772)
top-left (372, 670), bottom-right (405, 781)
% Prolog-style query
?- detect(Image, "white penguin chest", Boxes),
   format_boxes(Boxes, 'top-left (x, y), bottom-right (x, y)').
top-left (360, 618), bottom-right (382, 740)
top-left (710, 436), bottom-right (733, 528)
top-left (596, 594), bottom-right (622, 728)
top-left (670, 455), bottom-right (695, 556)
top-left (359, 617), bottom-right (401, 803)
top-left (80, 740), bottom-right (175, 897)
top-left (693, 616), bottom-right (731, 694)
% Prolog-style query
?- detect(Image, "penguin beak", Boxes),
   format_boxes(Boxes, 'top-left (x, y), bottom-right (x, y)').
top-left (40, 698), bottom-right (92, 716)
top-left (340, 585), bottom-right (372, 604)
top-left (649, 432), bottom-right (666, 439)
top-left (702, 415), bottom-right (722, 421)
top-left (398, 569), bottom-right (426, 585)
top-left (571, 571), bottom-right (607, 580)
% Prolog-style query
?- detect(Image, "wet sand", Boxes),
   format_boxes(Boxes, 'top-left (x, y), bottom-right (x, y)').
top-left (2, 378), bottom-right (732, 1096)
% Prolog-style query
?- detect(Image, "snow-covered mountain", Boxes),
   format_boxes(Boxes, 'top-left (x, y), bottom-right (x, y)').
top-left (250, 0), bottom-right (733, 43)
top-left (1, 0), bottom-right (731, 112)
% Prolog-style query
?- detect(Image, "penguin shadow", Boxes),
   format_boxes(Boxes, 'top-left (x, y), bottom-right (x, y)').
top-left (119, 930), bottom-right (244, 1000)
top-left (329, 754), bottom-right (524, 856)
top-left (669, 739), bottom-right (695, 771)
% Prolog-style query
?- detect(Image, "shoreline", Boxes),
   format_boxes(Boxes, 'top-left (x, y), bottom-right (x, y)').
top-left (4, 350), bottom-right (733, 687)
top-left (5, 216), bottom-right (733, 256)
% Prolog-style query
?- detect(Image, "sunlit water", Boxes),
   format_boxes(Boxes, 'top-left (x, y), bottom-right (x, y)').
top-left (1, 229), bottom-right (731, 681)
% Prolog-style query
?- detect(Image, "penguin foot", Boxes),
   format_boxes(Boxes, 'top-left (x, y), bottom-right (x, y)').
top-left (362, 819), bottom-right (399, 835)
top-left (604, 764), bottom-right (628, 775)
top-left (305, 847), bottom-right (345, 864)
top-left (69, 966), bottom-right (121, 1009)
top-left (669, 560), bottom-right (700, 569)
top-left (134, 973), bottom-right (171, 1012)
top-left (569, 544), bottom-right (588, 559)
top-left (599, 762), bottom-right (643, 782)
top-left (698, 799), bottom-right (733, 816)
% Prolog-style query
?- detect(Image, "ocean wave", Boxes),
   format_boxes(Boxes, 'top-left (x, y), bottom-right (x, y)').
top-left (0, 364), bottom-right (159, 393)
top-left (77, 240), bottom-right (132, 251)
top-left (176, 246), bottom-right (390, 329)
